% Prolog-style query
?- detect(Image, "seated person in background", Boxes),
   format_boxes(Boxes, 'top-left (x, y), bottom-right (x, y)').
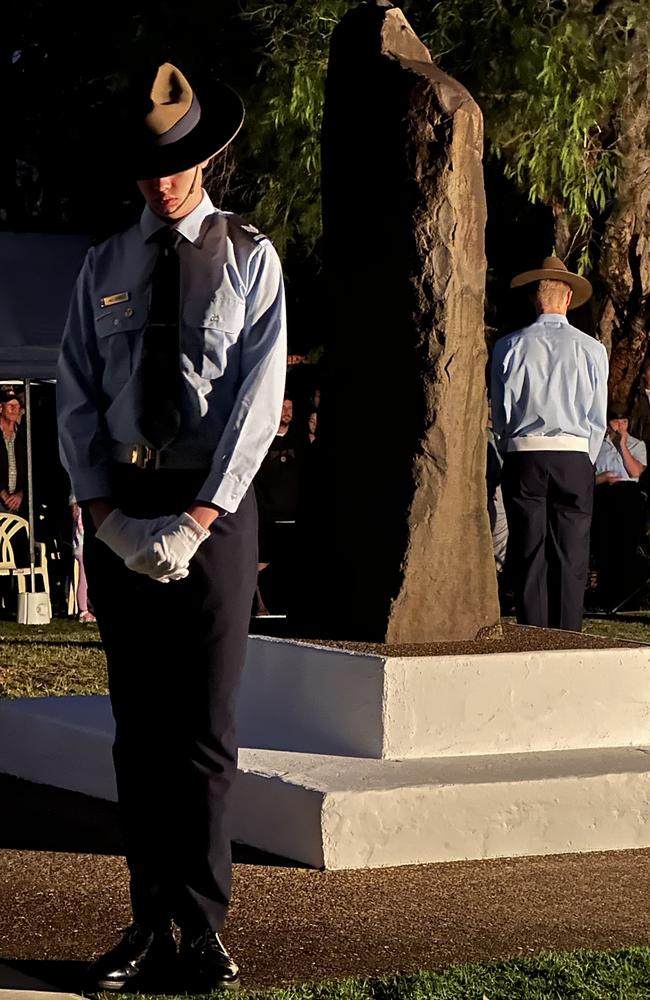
top-left (627, 357), bottom-right (650, 501)
top-left (70, 495), bottom-right (96, 624)
top-left (307, 409), bottom-right (318, 444)
top-left (0, 390), bottom-right (27, 517)
top-left (252, 396), bottom-right (305, 615)
top-left (628, 359), bottom-right (650, 452)
top-left (592, 402), bottom-right (647, 609)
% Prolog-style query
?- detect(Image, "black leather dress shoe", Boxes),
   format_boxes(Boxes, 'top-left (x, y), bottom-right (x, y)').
top-left (181, 929), bottom-right (240, 991)
top-left (86, 923), bottom-right (177, 992)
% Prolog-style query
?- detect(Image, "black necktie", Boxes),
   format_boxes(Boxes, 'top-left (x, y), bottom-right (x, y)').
top-left (137, 227), bottom-right (183, 450)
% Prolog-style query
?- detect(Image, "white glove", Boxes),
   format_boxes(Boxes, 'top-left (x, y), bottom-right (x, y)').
top-left (125, 512), bottom-right (210, 582)
top-left (96, 510), bottom-right (177, 563)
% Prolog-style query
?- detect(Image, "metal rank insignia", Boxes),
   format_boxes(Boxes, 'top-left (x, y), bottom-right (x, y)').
top-left (100, 291), bottom-right (131, 308)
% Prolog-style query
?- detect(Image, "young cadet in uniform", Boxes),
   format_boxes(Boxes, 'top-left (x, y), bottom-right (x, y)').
top-left (57, 63), bottom-right (287, 992)
top-left (490, 256), bottom-right (608, 632)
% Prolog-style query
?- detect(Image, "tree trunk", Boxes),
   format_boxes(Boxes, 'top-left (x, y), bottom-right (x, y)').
top-left (597, 52), bottom-right (650, 402)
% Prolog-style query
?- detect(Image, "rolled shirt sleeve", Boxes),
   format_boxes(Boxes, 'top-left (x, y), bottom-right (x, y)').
top-left (196, 239), bottom-right (287, 512)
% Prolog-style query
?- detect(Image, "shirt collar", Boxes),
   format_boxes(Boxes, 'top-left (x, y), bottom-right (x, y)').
top-left (537, 312), bottom-right (569, 325)
top-left (139, 190), bottom-right (216, 246)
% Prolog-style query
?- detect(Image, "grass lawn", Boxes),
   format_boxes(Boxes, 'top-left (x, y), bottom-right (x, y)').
top-left (1, 614), bottom-right (650, 700)
top-left (95, 947), bottom-right (650, 999)
top-left (0, 617), bottom-right (107, 698)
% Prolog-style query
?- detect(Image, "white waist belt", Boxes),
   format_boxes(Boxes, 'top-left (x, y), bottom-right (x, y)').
top-left (507, 435), bottom-right (590, 454)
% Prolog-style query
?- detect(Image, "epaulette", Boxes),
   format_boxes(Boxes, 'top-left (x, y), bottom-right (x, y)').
top-left (227, 213), bottom-right (269, 246)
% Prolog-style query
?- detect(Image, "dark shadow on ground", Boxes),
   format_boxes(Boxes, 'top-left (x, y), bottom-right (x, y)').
top-left (0, 774), bottom-right (122, 854)
top-left (0, 959), bottom-right (87, 994)
top-left (2, 957), bottom-right (225, 996)
top-left (0, 774), bottom-right (306, 867)
top-left (0, 957), bottom-right (88, 993)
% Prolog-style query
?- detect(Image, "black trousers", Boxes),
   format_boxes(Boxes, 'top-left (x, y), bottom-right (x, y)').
top-left (591, 481), bottom-right (646, 607)
top-left (83, 466), bottom-right (258, 933)
top-left (501, 451), bottom-right (594, 631)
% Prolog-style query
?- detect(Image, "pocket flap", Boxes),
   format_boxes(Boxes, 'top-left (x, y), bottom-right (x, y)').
top-left (94, 303), bottom-right (144, 338)
top-left (183, 291), bottom-right (245, 332)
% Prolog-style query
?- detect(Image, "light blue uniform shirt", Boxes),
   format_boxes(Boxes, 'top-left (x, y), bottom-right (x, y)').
top-left (490, 313), bottom-right (608, 464)
top-left (595, 434), bottom-right (647, 482)
top-left (57, 192), bottom-right (287, 512)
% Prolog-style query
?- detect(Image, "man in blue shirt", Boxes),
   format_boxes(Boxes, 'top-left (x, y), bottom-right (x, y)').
top-left (57, 64), bottom-right (287, 992)
top-left (592, 401), bottom-right (647, 610)
top-left (491, 256), bottom-right (608, 631)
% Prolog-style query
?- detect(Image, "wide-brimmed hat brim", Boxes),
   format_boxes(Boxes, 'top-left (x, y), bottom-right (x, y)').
top-left (510, 267), bottom-right (592, 309)
top-left (131, 79), bottom-right (244, 181)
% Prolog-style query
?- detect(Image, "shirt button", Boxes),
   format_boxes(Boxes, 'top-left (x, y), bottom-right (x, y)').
top-left (124, 307), bottom-right (134, 318)
top-left (113, 318), bottom-right (120, 327)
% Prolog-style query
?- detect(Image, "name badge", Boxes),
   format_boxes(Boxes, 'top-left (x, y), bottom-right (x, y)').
top-left (100, 291), bottom-right (131, 308)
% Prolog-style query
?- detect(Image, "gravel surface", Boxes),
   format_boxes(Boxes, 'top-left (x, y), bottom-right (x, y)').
top-left (290, 621), bottom-right (648, 657)
top-left (1, 777), bottom-right (650, 991)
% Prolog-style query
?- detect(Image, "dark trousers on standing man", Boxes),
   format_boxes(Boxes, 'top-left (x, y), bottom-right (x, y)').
top-left (83, 466), bottom-right (258, 934)
top-left (501, 450), bottom-right (594, 631)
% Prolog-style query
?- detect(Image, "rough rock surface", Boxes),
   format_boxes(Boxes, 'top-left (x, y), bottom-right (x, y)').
top-left (312, 2), bottom-right (500, 642)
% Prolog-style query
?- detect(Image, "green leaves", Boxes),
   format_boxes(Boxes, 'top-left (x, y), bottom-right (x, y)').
top-left (417, 0), bottom-right (635, 269)
top-left (239, 0), bottom-right (349, 257)
top-left (240, 0), bottom-right (642, 270)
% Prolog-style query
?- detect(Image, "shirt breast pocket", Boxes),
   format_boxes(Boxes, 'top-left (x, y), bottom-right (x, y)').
top-left (94, 305), bottom-right (143, 389)
top-left (183, 293), bottom-right (246, 381)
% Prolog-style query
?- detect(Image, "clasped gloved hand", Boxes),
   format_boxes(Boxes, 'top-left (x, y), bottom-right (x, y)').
top-left (125, 512), bottom-right (210, 583)
top-left (96, 510), bottom-right (178, 564)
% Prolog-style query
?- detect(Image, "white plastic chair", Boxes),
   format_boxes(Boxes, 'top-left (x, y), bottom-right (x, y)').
top-left (0, 512), bottom-right (50, 596)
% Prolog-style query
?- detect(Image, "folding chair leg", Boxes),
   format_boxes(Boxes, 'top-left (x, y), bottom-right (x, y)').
top-left (610, 579), bottom-right (650, 614)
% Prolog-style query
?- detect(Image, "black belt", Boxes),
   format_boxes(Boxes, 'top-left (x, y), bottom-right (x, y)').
top-left (110, 442), bottom-right (212, 471)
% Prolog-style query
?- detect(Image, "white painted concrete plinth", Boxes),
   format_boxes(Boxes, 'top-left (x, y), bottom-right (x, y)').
top-left (238, 637), bottom-right (650, 759)
top-left (238, 745), bottom-right (650, 868)
top-left (2, 689), bottom-right (650, 869)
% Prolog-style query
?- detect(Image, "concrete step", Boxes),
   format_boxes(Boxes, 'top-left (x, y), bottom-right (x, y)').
top-left (9, 638), bottom-right (646, 766)
top-left (237, 744), bottom-right (650, 868)
top-left (238, 636), bottom-right (650, 759)
top-left (1, 695), bottom-right (650, 869)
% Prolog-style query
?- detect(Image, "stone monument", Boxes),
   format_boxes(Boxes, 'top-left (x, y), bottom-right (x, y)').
top-left (308, 1), bottom-right (500, 642)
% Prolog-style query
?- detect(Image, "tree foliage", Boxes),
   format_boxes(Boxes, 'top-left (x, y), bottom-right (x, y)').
top-left (243, 0), bottom-right (644, 270)
top-left (417, 0), bottom-right (641, 272)
top-left (5, 0), bottom-right (645, 274)
top-left (238, 1), bottom-right (349, 258)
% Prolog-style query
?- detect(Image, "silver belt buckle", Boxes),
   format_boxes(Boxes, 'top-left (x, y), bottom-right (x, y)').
top-left (130, 445), bottom-right (160, 470)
